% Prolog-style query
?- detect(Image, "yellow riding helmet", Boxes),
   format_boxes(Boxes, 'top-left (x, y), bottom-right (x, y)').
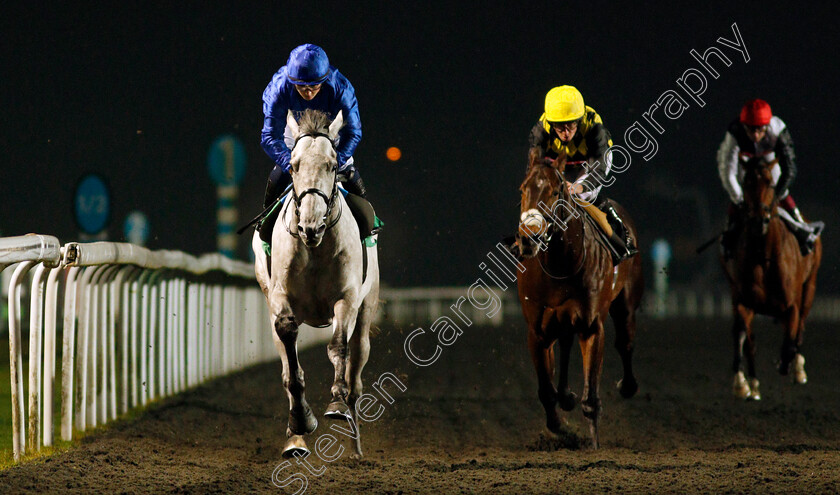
top-left (544, 85), bottom-right (585, 123)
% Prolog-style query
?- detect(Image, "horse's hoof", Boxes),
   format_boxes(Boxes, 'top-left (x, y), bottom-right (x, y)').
top-left (778, 364), bottom-right (790, 375)
top-left (732, 371), bottom-right (751, 400)
top-left (544, 416), bottom-right (569, 438)
top-left (324, 400), bottom-right (352, 421)
top-left (543, 426), bottom-right (561, 440)
top-left (746, 378), bottom-right (761, 401)
top-left (617, 378), bottom-right (638, 399)
top-left (282, 435), bottom-right (310, 458)
top-left (558, 391), bottom-right (577, 411)
top-left (793, 354), bottom-right (807, 384)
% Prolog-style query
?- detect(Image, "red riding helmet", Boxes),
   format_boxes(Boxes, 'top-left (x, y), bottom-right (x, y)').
top-left (739, 99), bottom-right (772, 126)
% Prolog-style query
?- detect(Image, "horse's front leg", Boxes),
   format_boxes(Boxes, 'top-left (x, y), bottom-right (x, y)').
top-left (325, 298), bottom-right (359, 420)
top-left (273, 311), bottom-right (318, 457)
top-left (527, 329), bottom-right (562, 436)
top-left (578, 320), bottom-right (605, 449)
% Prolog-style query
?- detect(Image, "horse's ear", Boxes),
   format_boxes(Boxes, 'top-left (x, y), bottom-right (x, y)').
top-left (527, 148), bottom-right (541, 168)
top-left (328, 110), bottom-right (344, 140)
top-left (554, 149), bottom-right (567, 170)
top-left (286, 110), bottom-right (299, 138)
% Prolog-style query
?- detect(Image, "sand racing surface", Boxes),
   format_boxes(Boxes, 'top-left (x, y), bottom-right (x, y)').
top-left (1, 316), bottom-right (840, 494)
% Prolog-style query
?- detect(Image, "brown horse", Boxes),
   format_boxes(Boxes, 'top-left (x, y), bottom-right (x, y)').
top-left (515, 151), bottom-right (644, 448)
top-left (721, 157), bottom-right (822, 400)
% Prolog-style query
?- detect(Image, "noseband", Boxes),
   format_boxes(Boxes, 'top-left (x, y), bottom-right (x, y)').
top-left (286, 132), bottom-right (342, 236)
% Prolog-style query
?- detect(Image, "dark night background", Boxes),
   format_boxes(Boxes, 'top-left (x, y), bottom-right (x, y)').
top-left (2, 2), bottom-right (838, 291)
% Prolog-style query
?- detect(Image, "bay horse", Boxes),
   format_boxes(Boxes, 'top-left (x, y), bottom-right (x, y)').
top-left (515, 151), bottom-right (643, 448)
top-left (721, 157), bottom-right (821, 400)
top-left (252, 109), bottom-right (380, 458)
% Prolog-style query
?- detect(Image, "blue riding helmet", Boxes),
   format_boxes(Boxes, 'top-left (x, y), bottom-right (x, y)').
top-left (286, 44), bottom-right (330, 85)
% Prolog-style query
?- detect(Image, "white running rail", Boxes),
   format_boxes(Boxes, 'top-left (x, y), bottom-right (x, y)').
top-left (1, 234), bottom-right (274, 462)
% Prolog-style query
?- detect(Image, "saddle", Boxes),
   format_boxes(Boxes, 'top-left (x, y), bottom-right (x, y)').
top-left (581, 208), bottom-right (620, 264)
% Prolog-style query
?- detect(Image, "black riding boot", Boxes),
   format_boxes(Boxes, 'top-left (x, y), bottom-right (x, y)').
top-left (786, 206), bottom-right (823, 255)
top-left (601, 200), bottom-right (638, 262)
top-left (791, 221), bottom-right (824, 255)
top-left (258, 171), bottom-right (290, 245)
top-left (343, 174), bottom-right (367, 198)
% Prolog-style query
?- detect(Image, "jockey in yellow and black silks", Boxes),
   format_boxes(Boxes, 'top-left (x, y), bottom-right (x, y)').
top-left (528, 85), bottom-right (638, 262)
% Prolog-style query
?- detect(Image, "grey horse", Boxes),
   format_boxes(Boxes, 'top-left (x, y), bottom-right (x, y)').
top-left (252, 109), bottom-right (380, 458)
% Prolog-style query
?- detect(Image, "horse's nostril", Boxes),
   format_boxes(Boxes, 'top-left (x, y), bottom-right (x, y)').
top-left (317, 224), bottom-right (326, 234)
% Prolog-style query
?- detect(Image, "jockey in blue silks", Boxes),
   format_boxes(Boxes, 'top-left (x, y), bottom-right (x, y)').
top-left (258, 43), bottom-right (368, 244)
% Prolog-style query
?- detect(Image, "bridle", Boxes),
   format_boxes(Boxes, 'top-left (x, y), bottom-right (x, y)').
top-left (284, 132), bottom-right (343, 236)
top-left (520, 164), bottom-right (587, 279)
top-left (742, 159), bottom-right (778, 236)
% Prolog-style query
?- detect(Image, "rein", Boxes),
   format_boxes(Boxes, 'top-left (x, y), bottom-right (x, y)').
top-left (534, 166), bottom-right (587, 280)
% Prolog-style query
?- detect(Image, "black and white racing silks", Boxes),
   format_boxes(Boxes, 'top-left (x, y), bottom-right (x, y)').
top-left (716, 116), bottom-right (797, 204)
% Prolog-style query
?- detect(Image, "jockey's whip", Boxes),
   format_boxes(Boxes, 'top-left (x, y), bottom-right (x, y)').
top-left (696, 232), bottom-right (723, 254)
top-left (235, 184), bottom-right (294, 235)
top-left (236, 203), bottom-right (275, 235)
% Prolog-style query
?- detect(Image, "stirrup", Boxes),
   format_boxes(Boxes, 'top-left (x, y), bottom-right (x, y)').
top-left (618, 240), bottom-right (638, 261)
top-left (795, 222), bottom-right (823, 255)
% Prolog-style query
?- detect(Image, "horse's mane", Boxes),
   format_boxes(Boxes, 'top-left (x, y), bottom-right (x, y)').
top-left (520, 151), bottom-right (566, 190)
top-left (520, 162), bottom-right (546, 190)
top-left (298, 109), bottom-right (332, 135)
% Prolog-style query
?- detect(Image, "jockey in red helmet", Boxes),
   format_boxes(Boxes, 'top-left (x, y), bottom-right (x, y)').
top-left (717, 99), bottom-right (823, 255)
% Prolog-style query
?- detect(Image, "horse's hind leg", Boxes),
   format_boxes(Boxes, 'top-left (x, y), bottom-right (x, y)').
top-left (556, 330), bottom-right (577, 412)
top-left (343, 295), bottom-right (375, 458)
top-left (527, 329), bottom-right (563, 436)
top-left (578, 320), bottom-right (605, 449)
top-left (778, 305), bottom-right (801, 378)
top-left (793, 266), bottom-right (817, 385)
top-left (609, 293), bottom-right (638, 398)
top-left (273, 315), bottom-right (318, 456)
top-left (793, 272), bottom-right (819, 384)
top-left (325, 300), bottom-right (359, 420)
top-left (732, 303), bottom-right (758, 400)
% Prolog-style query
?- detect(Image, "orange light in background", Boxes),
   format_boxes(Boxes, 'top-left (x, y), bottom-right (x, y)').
top-left (386, 146), bottom-right (402, 162)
